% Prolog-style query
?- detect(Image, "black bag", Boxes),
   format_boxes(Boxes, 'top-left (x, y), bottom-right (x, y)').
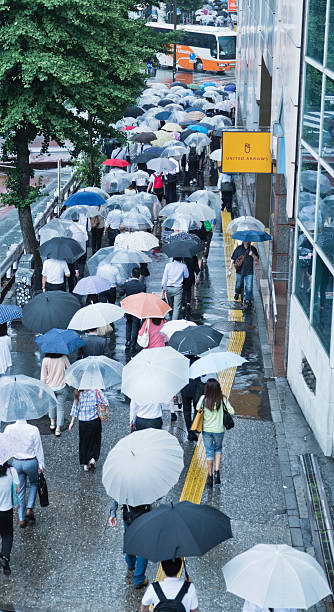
top-left (223, 400), bottom-right (234, 430)
top-left (152, 581), bottom-right (190, 611)
top-left (221, 181), bottom-right (234, 193)
top-left (37, 472), bottom-right (49, 507)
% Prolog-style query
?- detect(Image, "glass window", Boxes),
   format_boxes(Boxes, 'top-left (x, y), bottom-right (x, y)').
top-left (302, 64), bottom-right (323, 152)
top-left (218, 36), bottom-right (236, 60)
top-left (327, 0), bottom-right (334, 71)
top-left (295, 227), bottom-right (313, 318)
top-left (312, 254), bottom-right (334, 354)
top-left (298, 148), bottom-right (319, 237)
top-left (317, 166), bottom-right (334, 264)
top-left (321, 77), bottom-right (334, 169)
top-left (306, 0), bottom-right (327, 64)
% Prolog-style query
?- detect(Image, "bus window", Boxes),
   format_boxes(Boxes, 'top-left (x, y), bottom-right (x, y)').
top-left (218, 36), bottom-right (236, 60)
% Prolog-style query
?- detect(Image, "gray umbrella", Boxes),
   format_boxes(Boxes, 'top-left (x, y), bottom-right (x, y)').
top-left (22, 291), bottom-right (81, 333)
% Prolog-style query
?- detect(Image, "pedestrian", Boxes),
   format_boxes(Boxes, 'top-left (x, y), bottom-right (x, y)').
top-left (40, 352), bottom-right (70, 437)
top-left (190, 223), bottom-right (207, 271)
top-left (104, 209), bottom-right (123, 246)
top-left (109, 499), bottom-right (150, 589)
top-left (42, 256), bottom-right (70, 292)
top-left (89, 208), bottom-right (105, 254)
top-left (130, 399), bottom-right (163, 431)
top-left (217, 172), bottom-right (235, 213)
top-left (195, 378), bottom-right (234, 488)
top-left (114, 226), bottom-right (129, 248)
top-left (229, 241), bottom-right (259, 306)
top-left (137, 317), bottom-right (166, 349)
top-left (79, 328), bottom-right (112, 358)
top-left (243, 602), bottom-right (296, 612)
top-left (134, 165), bottom-right (150, 193)
top-left (0, 462), bottom-right (19, 576)
top-left (0, 322), bottom-right (12, 375)
top-left (186, 145), bottom-right (198, 186)
top-left (141, 558), bottom-right (199, 612)
top-left (69, 388), bottom-right (108, 471)
top-left (97, 263), bottom-right (122, 304)
top-left (161, 257), bottom-right (189, 320)
top-left (147, 171), bottom-right (164, 203)
top-left (5, 419), bottom-right (45, 527)
top-left (119, 267), bottom-right (146, 354)
top-left (182, 257), bottom-right (200, 317)
top-left (68, 212), bottom-right (88, 289)
top-left (164, 158), bottom-right (179, 204)
top-left (181, 356), bottom-right (204, 442)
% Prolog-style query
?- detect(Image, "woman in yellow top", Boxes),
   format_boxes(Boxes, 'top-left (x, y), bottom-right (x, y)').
top-left (196, 378), bottom-right (235, 488)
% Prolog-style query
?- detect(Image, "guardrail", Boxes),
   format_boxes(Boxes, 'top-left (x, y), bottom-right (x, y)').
top-left (0, 172), bottom-right (81, 301)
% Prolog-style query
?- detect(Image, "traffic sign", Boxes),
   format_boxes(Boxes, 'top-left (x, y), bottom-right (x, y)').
top-left (146, 62), bottom-right (152, 69)
top-left (189, 52), bottom-right (196, 62)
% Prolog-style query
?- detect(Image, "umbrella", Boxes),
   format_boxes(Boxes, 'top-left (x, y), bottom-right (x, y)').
top-left (184, 133), bottom-right (211, 148)
top-left (162, 122), bottom-right (183, 132)
top-left (67, 302), bottom-right (124, 331)
top-left (78, 187), bottom-right (109, 200)
top-left (187, 190), bottom-right (219, 207)
top-left (168, 326), bottom-right (223, 355)
top-left (170, 82), bottom-right (188, 88)
top-left (22, 291), bottom-right (81, 333)
top-left (124, 501), bottom-right (232, 562)
top-left (0, 432), bottom-right (16, 464)
top-left (0, 305), bottom-right (22, 324)
top-left (187, 111), bottom-right (206, 122)
top-left (65, 191), bottom-right (105, 207)
top-left (162, 239), bottom-right (203, 258)
top-left (87, 247), bottom-right (151, 275)
top-left (166, 231), bottom-right (205, 249)
top-left (121, 292), bottom-right (171, 318)
top-left (162, 201), bottom-right (216, 222)
top-left (61, 205), bottom-right (95, 221)
top-left (231, 230), bottom-right (272, 242)
top-left (160, 144), bottom-right (189, 159)
top-left (159, 99), bottom-right (176, 107)
top-left (160, 319), bottom-right (197, 341)
top-left (147, 158), bottom-right (176, 173)
top-left (64, 355), bottom-right (123, 390)
top-left (121, 346), bottom-right (189, 404)
top-left (124, 106), bottom-right (144, 117)
top-left (210, 148), bottom-right (222, 162)
top-left (227, 216), bottom-right (265, 234)
top-left (134, 147), bottom-right (164, 164)
top-left (188, 83), bottom-right (201, 90)
top-left (162, 215), bottom-right (201, 232)
top-left (190, 351), bottom-right (247, 378)
top-left (38, 237), bottom-right (85, 263)
top-left (152, 132), bottom-right (174, 145)
top-left (39, 218), bottom-right (86, 245)
top-left (130, 131), bottom-right (156, 143)
top-left (120, 231), bottom-right (159, 251)
top-left (188, 124), bottom-right (209, 134)
top-left (155, 111), bottom-right (172, 121)
top-left (0, 375), bottom-right (56, 422)
top-left (102, 159), bottom-right (130, 167)
top-left (121, 210), bottom-right (153, 231)
top-left (35, 328), bottom-right (85, 355)
top-left (222, 543), bottom-right (331, 610)
top-left (102, 429), bottom-right (184, 506)
top-left (73, 275), bottom-right (112, 296)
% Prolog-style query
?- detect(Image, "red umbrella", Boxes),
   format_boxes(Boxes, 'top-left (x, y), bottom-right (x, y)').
top-left (102, 159), bottom-right (130, 167)
top-left (120, 126), bottom-right (136, 131)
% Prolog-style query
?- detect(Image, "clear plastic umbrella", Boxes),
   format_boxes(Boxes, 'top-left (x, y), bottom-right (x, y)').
top-left (101, 172), bottom-right (136, 194)
top-left (0, 375), bottom-right (56, 422)
top-left (67, 302), bottom-right (124, 331)
top-left (39, 219), bottom-right (87, 246)
top-left (120, 231), bottom-right (159, 251)
top-left (162, 216), bottom-right (201, 231)
top-left (102, 429), bottom-right (184, 506)
top-left (160, 144), bottom-right (189, 159)
top-left (64, 356), bottom-right (123, 390)
top-left (184, 133), bottom-right (211, 148)
top-left (78, 187), bottom-right (109, 200)
top-left (209, 149), bottom-right (222, 162)
top-left (61, 205), bottom-right (95, 221)
top-left (162, 201), bottom-right (216, 222)
top-left (121, 210), bottom-right (153, 231)
top-left (226, 216), bottom-right (265, 235)
top-left (87, 246), bottom-right (151, 276)
top-left (0, 432), bottom-right (17, 464)
top-left (188, 190), bottom-right (220, 207)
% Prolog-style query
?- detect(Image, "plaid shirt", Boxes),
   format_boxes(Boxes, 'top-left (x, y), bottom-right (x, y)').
top-left (70, 389), bottom-right (108, 421)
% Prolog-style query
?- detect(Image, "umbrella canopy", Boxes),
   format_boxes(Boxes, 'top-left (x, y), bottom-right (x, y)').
top-left (166, 231), bottom-right (204, 247)
top-left (162, 122), bottom-right (183, 132)
top-left (162, 239), bottom-right (203, 258)
top-left (121, 210), bottom-right (153, 231)
top-left (78, 186), bottom-right (109, 200)
top-left (124, 106), bottom-right (144, 117)
top-left (231, 230), bottom-right (272, 242)
top-left (131, 131), bottom-right (156, 143)
top-left (0, 432), bottom-right (16, 465)
top-left (190, 351), bottom-right (247, 378)
top-left (102, 159), bottom-right (130, 167)
top-left (73, 275), bottom-right (112, 296)
top-left (134, 147), bottom-right (164, 164)
top-left (169, 325), bottom-right (223, 355)
top-left (187, 189), bottom-right (219, 207)
top-left (65, 191), bottom-right (105, 207)
top-left (38, 237), bottom-right (85, 263)
top-left (64, 355), bottom-right (123, 390)
top-left (87, 247), bottom-right (151, 275)
top-left (67, 303), bottom-right (124, 331)
top-left (22, 292), bottom-right (81, 333)
top-left (61, 205), bottom-right (95, 221)
top-left (184, 133), bottom-right (210, 148)
top-left (162, 201), bottom-right (216, 222)
top-left (122, 346), bottom-right (189, 404)
top-left (210, 148), bottom-right (222, 162)
top-left (35, 328), bottom-right (85, 355)
top-left (121, 292), bottom-right (171, 318)
top-left (102, 429), bottom-right (184, 506)
top-left (160, 319), bottom-right (197, 341)
top-left (159, 98), bottom-right (176, 107)
top-left (0, 305), bottom-right (22, 325)
top-left (120, 231), bottom-right (159, 251)
top-left (160, 144), bottom-right (189, 159)
top-left (124, 501), bottom-right (232, 562)
top-left (188, 124), bottom-right (209, 134)
top-left (162, 215), bottom-right (201, 232)
top-left (155, 111), bottom-right (171, 121)
top-left (227, 216), bottom-right (265, 234)
top-left (222, 543), bottom-right (331, 610)
top-left (0, 375), bottom-right (56, 422)
top-left (39, 218), bottom-right (87, 246)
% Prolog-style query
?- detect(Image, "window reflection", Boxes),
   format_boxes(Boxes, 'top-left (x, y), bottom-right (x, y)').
top-left (298, 148), bottom-right (319, 237)
top-left (306, 0), bottom-right (326, 64)
top-left (302, 64), bottom-right (323, 152)
top-left (295, 227), bottom-right (313, 318)
top-left (317, 166), bottom-right (334, 265)
top-left (313, 255), bottom-right (333, 354)
top-left (322, 77), bottom-right (334, 169)
top-left (327, 0), bottom-right (334, 71)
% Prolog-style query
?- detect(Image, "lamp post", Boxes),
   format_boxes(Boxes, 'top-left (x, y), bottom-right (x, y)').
top-left (172, 0), bottom-right (177, 82)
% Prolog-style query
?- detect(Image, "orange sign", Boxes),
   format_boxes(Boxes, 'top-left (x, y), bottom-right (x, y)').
top-left (222, 132), bottom-right (272, 173)
top-left (228, 0), bottom-right (237, 11)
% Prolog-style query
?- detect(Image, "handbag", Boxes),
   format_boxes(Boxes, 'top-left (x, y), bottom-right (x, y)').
top-left (37, 472), bottom-right (49, 507)
top-left (191, 398), bottom-right (204, 433)
top-left (137, 319), bottom-right (150, 348)
top-left (10, 468), bottom-right (19, 509)
top-left (233, 253), bottom-right (245, 271)
top-left (223, 399), bottom-right (234, 430)
top-left (96, 389), bottom-right (110, 421)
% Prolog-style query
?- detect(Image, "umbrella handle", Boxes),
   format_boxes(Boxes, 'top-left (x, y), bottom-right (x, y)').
top-left (183, 558), bottom-right (190, 581)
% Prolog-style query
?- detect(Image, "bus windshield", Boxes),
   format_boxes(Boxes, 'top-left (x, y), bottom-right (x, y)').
top-left (218, 36), bottom-right (236, 60)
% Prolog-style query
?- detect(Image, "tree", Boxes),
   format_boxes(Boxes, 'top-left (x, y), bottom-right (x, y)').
top-left (0, 0), bottom-right (167, 274)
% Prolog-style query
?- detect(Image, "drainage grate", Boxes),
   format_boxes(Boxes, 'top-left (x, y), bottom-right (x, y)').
top-left (300, 454), bottom-right (334, 601)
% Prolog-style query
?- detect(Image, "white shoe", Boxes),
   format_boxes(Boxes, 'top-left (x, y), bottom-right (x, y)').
top-left (89, 458), bottom-right (96, 468)
top-left (83, 465), bottom-right (89, 472)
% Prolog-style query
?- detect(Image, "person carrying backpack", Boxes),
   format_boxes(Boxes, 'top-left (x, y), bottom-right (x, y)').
top-left (147, 172), bottom-right (164, 203)
top-left (141, 557), bottom-right (199, 612)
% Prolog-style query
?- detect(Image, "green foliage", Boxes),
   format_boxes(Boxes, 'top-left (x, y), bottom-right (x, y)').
top-left (1, 167), bottom-right (44, 209)
top-left (74, 150), bottom-right (106, 189)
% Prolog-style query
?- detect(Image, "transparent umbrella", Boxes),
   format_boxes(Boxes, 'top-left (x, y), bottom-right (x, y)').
top-left (78, 186), bottom-right (109, 200)
top-left (0, 375), bottom-right (56, 422)
top-left (226, 216), bottom-right (265, 235)
top-left (184, 133), bottom-right (211, 148)
top-left (64, 355), bottom-right (123, 390)
top-left (160, 144), bottom-right (189, 159)
top-left (188, 190), bottom-right (220, 207)
top-left (162, 202), bottom-right (216, 222)
top-left (39, 219), bottom-right (84, 245)
top-left (162, 216), bottom-right (201, 232)
top-left (120, 231), bottom-right (159, 251)
top-left (87, 246), bottom-right (151, 275)
top-left (121, 210), bottom-right (153, 231)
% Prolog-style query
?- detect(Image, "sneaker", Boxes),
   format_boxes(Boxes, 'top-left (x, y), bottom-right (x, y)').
top-left (207, 474), bottom-right (213, 488)
top-left (83, 465), bottom-right (89, 472)
top-left (26, 509), bottom-right (36, 524)
top-left (89, 458), bottom-right (96, 469)
top-left (187, 432), bottom-right (198, 442)
top-left (171, 413), bottom-right (177, 422)
top-left (234, 293), bottom-right (239, 300)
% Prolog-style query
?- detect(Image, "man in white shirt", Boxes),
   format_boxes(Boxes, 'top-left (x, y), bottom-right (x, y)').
top-left (104, 209), bottom-right (123, 245)
top-left (134, 167), bottom-right (150, 193)
top-left (130, 400), bottom-right (163, 431)
top-left (5, 419), bottom-right (45, 528)
top-left (141, 558), bottom-right (199, 612)
top-left (161, 258), bottom-right (189, 320)
top-left (69, 213), bottom-right (89, 289)
top-left (42, 257), bottom-right (70, 292)
top-left (114, 228), bottom-right (131, 248)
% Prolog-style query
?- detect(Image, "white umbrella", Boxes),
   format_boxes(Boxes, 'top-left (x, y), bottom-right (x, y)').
top-left (190, 352), bottom-right (247, 378)
top-left (147, 158), bottom-right (176, 173)
top-left (122, 346), bottom-right (189, 404)
top-left (160, 319), bottom-right (197, 341)
top-left (67, 303), bottom-right (124, 331)
top-left (120, 231), bottom-right (159, 251)
top-left (0, 375), bottom-right (56, 422)
top-left (102, 429), bottom-right (184, 505)
top-left (210, 149), bottom-right (222, 162)
top-left (223, 544), bottom-right (331, 610)
top-left (64, 356), bottom-right (123, 390)
top-left (162, 202), bottom-right (216, 222)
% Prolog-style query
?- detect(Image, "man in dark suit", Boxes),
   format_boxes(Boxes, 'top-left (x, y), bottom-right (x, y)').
top-left (79, 329), bottom-right (112, 358)
top-left (119, 267), bottom-right (146, 354)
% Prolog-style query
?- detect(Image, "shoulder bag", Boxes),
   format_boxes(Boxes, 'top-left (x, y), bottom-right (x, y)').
top-left (191, 397), bottom-right (204, 433)
top-left (96, 389), bottom-right (110, 421)
top-left (223, 398), bottom-right (234, 430)
top-left (137, 319), bottom-right (150, 348)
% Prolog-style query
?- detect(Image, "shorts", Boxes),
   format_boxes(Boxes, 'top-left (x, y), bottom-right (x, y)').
top-left (202, 431), bottom-right (224, 460)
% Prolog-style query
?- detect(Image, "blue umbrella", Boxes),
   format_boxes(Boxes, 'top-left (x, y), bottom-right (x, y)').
top-left (73, 275), bottom-right (112, 296)
top-left (231, 230), bottom-right (272, 242)
top-left (65, 192), bottom-right (105, 207)
top-left (0, 305), bottom-right (22, 324)
top-left (201, 82), bottom-right (217, 89)
top-left (188, 124), bottom-right (209, 134)
top-left (224, 83), bottom-right (236, 92)
top-left (155, 111), bottom-right (171, 121)
top-left (185, 107), bottom-right (204, 113)
top-left (35, 328), bottom-right (85, 355)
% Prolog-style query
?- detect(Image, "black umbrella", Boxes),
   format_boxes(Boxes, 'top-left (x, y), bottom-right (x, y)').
top-left (22, 291), bottom-right (81, 333)
top-left (38, 237), bottom-right (85, 263)
top-left (156, 111), bottom-right (172, 121)
top-left (180, 129), bottom-right (194, 142)
top-left (167, 232), bottom-right (205, 248)
top-left (124, 501), bottom-right (232, 562)
top-left (131, 131), bottom-right (156, 143)
top-left (134, 147), bottom-right (164, 164)
top-left (123, 106), bottom-right (144, 118)
top-left (162, 240), bottom-right (202, 258)
top-left (159, 99), bottom-right (175, 107)
top-left (142, 104), bottom-right (156, 110)
top-left (168, 325), bottom-right (223, 355)
top-left (170, 82), bottom-right (188, 88)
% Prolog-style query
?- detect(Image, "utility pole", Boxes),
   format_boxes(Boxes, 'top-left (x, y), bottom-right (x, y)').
top-left (173, 0), bottom-right (177, 82)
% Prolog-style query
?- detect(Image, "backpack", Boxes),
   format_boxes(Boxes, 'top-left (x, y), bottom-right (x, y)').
top-left (152, 581), bottom-right (190, 611)
top-left (153, 172), bottom-right (164, 190)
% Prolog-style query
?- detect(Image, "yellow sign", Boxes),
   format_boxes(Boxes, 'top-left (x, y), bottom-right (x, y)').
top-left (222, 132), bottom-right (272, 173)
